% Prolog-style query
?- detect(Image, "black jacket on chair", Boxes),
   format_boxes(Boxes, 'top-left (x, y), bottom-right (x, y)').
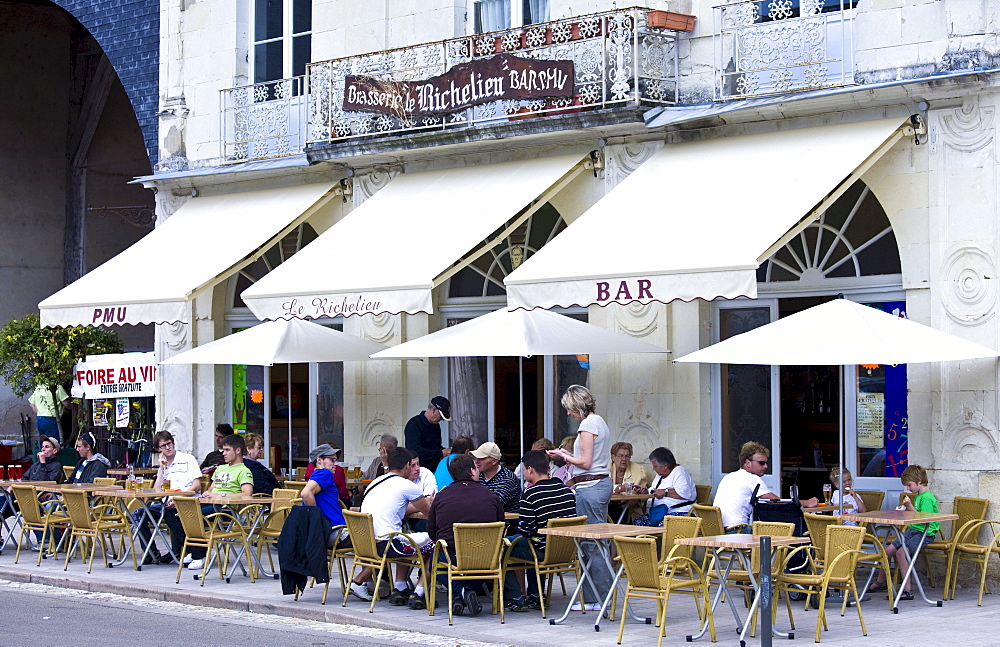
top-left (278, 505), bottom-right (330, 595)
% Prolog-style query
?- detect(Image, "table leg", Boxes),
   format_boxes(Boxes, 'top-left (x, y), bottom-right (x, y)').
top-left (688, 547), bottom-right (741, 641)
top-left (548, 537), bottom-right (603, 625)
top-left (0, 494), bottom-right (14, 554)
top-left (736, 547), bottom-right (793, 645)
top-left (891, 525), bottom-right (940, 611)
top-left (595, 539), bottom-right (648, 632)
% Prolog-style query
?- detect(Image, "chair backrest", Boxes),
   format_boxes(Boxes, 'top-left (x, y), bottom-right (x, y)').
top-left (272, 488), bottom-right (299, 499)
top-left (899, 491), bottom-right (916, 507)
top-left (950, 496), bottom-right (990, 541)
top-left (293, 467), bottom-right (308, 479)
top-left (10, 485), bottom-right (45, 525)
top-left (343, 509), bottom-right (380, 560)
top-left (61, 488), bottom-right (95, 530)
top-left (695, 485), bottom-right (712, 505)
top-left (614, 535), bottom-right (663, 590)
top-left (854, 490), bottom-right (885, 512)
top-left (453, 522), bottom-right (505, 571)
top-left (749, 520), bottom-right (795, 571)
top-left (824, 525), bottom-right (865, 580)
top-left (692, 504), bottom-right (725, 536)
top-left (93, 477), bottom-right (117, 486)
top-left (198, 474), bottom-right (211, 493)
top-left (804, 512), bottom-right (843, 562)
top-left (173, 496), bottom-right (210, 540)
top-left (659, 515), bottom-right (702, 562)
top-left (282, 480), bottom-right (308, 493)
top-left (540, 515), bottom-right (588, 566)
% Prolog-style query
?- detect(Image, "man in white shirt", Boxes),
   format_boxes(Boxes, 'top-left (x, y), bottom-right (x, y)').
top-left (133, 430), bottom-right (202, 564)
top-left (714, 441), bottom-right (818, 529)
top-left (353, 447), bottom-right (434, 610)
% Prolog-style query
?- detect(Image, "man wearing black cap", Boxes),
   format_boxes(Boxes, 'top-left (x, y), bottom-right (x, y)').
top-left (403, 396), bottom-right (452, 473)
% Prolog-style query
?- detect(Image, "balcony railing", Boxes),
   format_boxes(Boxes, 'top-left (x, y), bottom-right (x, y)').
top-left (220, 77), bottom-right (307, 162)
top-left (713, 0), bottom-right (854, 100)
top-left (305, 7), bottom-right (680, 145)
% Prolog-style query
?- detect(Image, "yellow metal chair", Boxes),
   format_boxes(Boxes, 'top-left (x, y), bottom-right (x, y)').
top-left (614, 535), bottom-right (715, 647)
top-left (92, 477), bottom-right (117, 486)
top-left (921, 496), bottom-right (989, 592)
top-left (10, 484), bottom-right (70, 566)
top-left (776, 525), bottom-right (867, 643)
top-left (695, 485), bottom-right (712, 505)
top-left (173, 496), bottom-right (255, 585)
top-left (948, 519), bottom-right (1000, 605)
top-left (282, 480), bottom-right (308, 494)
top-left (341, 509), bottom-right (430, 613)
top-left (428, 521), bottom-right (507, 625)
top-left (62, 488), bottom-right (137, 573)
top-left (804, 511), bottom-right (895, 610)
top-left (691, 503), bottom-right (748, 535)
top-left (325, 524), bottom-right (353, 604)
top-left (853, 490), bottom-right (885, 513)
top-left (252, 499), bottom-right (300, 576)
top-left (502, 514), bottom-right (586, 618)
top-left (62, 466), bottom-right (74, 481)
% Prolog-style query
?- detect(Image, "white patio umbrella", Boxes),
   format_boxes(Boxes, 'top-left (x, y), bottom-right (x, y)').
top-left (161, 319), bottom-right (388, 473)
top-left (371, 307), bottom-right (669, 462)
top-left (674, 298), bottom-right (1000, 510)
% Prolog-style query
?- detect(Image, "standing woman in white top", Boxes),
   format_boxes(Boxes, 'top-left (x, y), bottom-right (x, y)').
top-left (547, 385), bottom-right (613, 610)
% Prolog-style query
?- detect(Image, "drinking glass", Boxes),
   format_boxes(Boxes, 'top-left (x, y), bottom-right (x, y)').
top-left (162, 478), bottom-right (171, 491)
top-left (823, 483), bottom-right (833, 504)
top-left (14, 464), bottom-right (23, 481)
top-left (0, 465), bottom-right (5, 480)
top-left (623, 480), bottom-right (635, 495)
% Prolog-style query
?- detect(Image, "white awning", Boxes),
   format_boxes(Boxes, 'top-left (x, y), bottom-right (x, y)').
top-left (241, 154), bottom-right (587, 320)
top-left (504, 118), bottom-right (908, 310)
top-left (39, 182), bottom-right (338, 327)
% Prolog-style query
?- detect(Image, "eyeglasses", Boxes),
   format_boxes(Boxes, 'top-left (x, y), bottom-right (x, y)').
top-left (614, 454), bottom-right (632, 460)
top-left (754, 460), bottom-right (769, 466)
top-left (156, 440), bottom-right (174, 451)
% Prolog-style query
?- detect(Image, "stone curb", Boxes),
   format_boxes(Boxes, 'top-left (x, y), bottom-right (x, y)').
top-left (0, 565), bottom-right (400, 630)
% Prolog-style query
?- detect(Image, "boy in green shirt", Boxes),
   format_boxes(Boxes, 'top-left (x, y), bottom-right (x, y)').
top-left (867, 464), bottom-right (938, 600)
top-left (186, 434), bottom-right (253, 571)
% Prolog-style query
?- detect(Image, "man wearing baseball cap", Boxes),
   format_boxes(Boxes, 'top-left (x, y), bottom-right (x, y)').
top-left (472, 441), bottom-right (520, 515)
top-left (403, 395), bottom-right (452, 473)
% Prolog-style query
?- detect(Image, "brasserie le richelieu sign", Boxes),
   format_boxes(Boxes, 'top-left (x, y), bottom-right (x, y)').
top-left (343, 53), bottom-right (574, 117)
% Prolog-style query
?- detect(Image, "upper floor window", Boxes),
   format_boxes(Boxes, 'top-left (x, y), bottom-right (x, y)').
top-left (253, 0), bottom-right (312, 83)
top-left (473, 0), bottom-right (549, 33)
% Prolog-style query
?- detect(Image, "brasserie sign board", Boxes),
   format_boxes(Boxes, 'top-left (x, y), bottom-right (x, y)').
top-left (343, 53), bottom-right (574, 116)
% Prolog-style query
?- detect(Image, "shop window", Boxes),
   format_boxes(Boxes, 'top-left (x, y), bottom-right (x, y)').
top-left (253, 0), bottom-right (311, 88)
top-left (473, 0), bottom-right (548, 33)
top-left (718, 306), bottom-right (773, 473)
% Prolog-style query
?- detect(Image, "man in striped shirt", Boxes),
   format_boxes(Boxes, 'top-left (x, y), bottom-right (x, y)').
top-left (503, 450), bottom-right (577, 612)
top-left (472, 442), bottom-right (520, 514)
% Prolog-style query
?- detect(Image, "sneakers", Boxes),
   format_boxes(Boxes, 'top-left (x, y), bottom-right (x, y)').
top-left (507, 594), bottom-right (541, 612)
top-left (182, 553), bottom-right (193, 565)
top-left (452, 596), bottom-right (465, 617)
top-left (157, 554), bottom-right (176, 565)
top-left (388, 589), bottom-right (411, 606)
top-left (462, 588), bottom-right (483, 616)
top-left (407, 593), bottom-right (439, 610)
top-left (187, 559), bottom-right (205, 570)
top-left (570, 601), bottom-right (602, 612)
top-left (350, 581), bottom-right (373, 601)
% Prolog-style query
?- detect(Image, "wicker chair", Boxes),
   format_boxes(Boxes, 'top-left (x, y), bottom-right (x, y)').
top-left (803, 511), bottom-right (895, 610)
top-left (614, 535), bottom-right (715, 647)
top-left (10, 484), bottom-right (69, 566)
top-left (948, 519), bottom-right (1000, 605)
top-left (691, 503), bottom-right (748, 535)
top-left (502, 514), bottom-right (587, 618)
top-left (92, 477), bottom-right (117, 486)
top-left (776, 525), bottom-right (868, 643)
top-left (62, 488), bottom-right (137, 573)
top-left (695, 485), bottom-right (712, 505)
top-left (252, 501), bottom-right (298, 577)
top-left (921, 496), bottom-right (989, 592)
top-left (341, 509), bottom-right (430, 613)
top-left (173, 496), bottom-right (255, 585)
top-left (709, 521), bottom-right (794, 627)
top-left (428, 521), bottom-right (507, 625)
top-left (281, 480), bottom-right (308, 494)
top-left (853, 490), bottom-right (885, 513)
top-left (62, 466), bottom-right (74, 481)
top-left (326, 524), bottom-right (352, 604)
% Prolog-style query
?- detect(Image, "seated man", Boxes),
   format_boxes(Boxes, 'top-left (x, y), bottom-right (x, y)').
top-left (300, 443), bottom-right (350, 547)
top-left (1, 435), bottom-right (63, 517)
top-left (362, 434), bottom-right (397, 481)
top-left (132, 430), bottom-right (202, 565)
top-left (186, 433), bottom-right (254, 570)
top-left (305, 444), bottom-right (350, 507)
top-left (199, 423), bottom-right (230, 472)
top-left (472, 442), bottom-right (520, 515)
top-left (503, 450), bottom-right (577, 611)
top-left (433, 436), bottom-right (475, 489)
top-left (714, 441), bottom-right (818, 529)
top-left (243, 432), bottom-right (279, 495)
top-left (426, 453), bottom-right (503, 617)
top-left (66, 432), bottom-right (109, 484)
top-left (353, 447), bottom-right (434, 610)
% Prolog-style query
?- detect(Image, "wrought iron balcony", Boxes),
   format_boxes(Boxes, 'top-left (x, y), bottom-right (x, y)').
top-left (220, 76), bottom-right (308, 162)
top-left (305, 7), bottom-right (681, 145)
top-left (713, 0), bottom-right (854, 100)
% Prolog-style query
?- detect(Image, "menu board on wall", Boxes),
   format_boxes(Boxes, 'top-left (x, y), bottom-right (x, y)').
top-left (856, 392), bottom-right (885, 448)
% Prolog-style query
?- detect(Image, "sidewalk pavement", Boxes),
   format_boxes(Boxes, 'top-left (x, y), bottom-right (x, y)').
top-left (1, 546), bottom-right (997, 646)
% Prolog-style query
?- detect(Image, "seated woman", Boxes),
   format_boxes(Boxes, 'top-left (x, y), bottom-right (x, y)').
top-left (608, 441), bottom-right (649, 522)
top-left (633, 447), bottom-right (697, 526)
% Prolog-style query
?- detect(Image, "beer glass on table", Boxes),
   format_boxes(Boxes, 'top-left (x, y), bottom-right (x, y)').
top-left (822, 483), bottom-right (833, 504)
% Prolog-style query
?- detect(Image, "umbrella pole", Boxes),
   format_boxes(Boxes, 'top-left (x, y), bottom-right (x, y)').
top-left (519, 356), bottom-right (525, 480)
top-left (839, 364), bottom-right (845, 515)
top-left (288, 363), bottom-right (293, 477)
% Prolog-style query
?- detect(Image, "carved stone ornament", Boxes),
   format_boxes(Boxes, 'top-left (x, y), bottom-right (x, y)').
top-left (360, 312), bottom-right (398, 344)
top-left (159, 320), bottom-right (190, 352)
top-left (614, 302), bottom-right (660, 338)
top-left (604, 141), bottom-right (663, 191)
top-left (153, 188), bottom-right (194, 225)
top-left (363, 413), bottom-right (394, 448)
top-left (619, 386), bottom-right (659, 460)
top-left (939, 96), bottom-right (996, 153)
top-left (940, 246), bottom-right (997, 325)
top-left (353, 167), bottom-right (400, 207)
top-left (934, 401), bottom-right (1000, 470)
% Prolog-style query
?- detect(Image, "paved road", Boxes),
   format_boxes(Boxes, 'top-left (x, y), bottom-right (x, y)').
top-left (0, 580), bottom-right (498, 647)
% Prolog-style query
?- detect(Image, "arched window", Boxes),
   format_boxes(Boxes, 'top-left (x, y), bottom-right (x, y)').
top-left (231, 222), bottom-right (318, 309)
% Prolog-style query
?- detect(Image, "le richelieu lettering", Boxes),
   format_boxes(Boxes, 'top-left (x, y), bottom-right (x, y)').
top-left (343, 53), bottom-right (574, 116)
top-left (282, 296), bottom-right (384, 318)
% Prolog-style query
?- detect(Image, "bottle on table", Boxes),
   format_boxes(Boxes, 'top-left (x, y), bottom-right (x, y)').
top-left (127, 465), bottom-right (136, 491)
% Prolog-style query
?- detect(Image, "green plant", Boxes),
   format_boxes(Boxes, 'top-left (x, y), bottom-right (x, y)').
top-left (0, 313), bottom-right (123, 428)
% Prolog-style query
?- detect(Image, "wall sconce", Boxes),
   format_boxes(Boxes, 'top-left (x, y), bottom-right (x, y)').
top-left (904, 114), bottom-right (927, 145)
top-left (586, 149), bottom-right (604, 178)
top-left (333, 177), bottom-right (353, 203)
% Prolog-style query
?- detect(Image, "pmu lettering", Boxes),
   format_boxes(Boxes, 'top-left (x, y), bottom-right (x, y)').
top-left (596, 280), bottom-right (653, 302)
top-left (92, 307), bottom-right (127, 324)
